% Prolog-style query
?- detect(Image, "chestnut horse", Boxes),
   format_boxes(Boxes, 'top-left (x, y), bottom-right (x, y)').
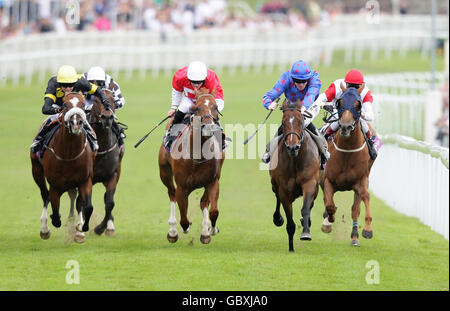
top-left (159, 87), bottom-right (225, 244)
top-left (320, 85), bottom-right (375, 247)
top-left (269, 99), bottom-right (320, 252)
top-left (68, 88), bottom-right (124, 236)
top-left (30, 92), bottom-right (96, 243)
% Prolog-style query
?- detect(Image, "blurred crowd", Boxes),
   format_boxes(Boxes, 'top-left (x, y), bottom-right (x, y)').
top-left (0, 0), bottom-right (349, 39)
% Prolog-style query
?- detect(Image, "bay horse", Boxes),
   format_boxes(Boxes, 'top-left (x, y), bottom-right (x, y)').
top-left (269, 99), bottom-right (320, 252)
top-left (30, 92), bottom-right (96, 243)
top-left (68, 88), bottom-right (124, 236)
top-left (158, 87), bottom-right (225, 244)
top-left (320, 85), bottom-right (375, 247)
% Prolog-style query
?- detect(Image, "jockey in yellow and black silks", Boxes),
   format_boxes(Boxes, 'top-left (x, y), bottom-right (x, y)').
top-left (30, 65), bottom-right (111, 157)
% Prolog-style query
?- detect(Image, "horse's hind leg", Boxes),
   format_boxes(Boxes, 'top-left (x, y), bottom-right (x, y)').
top-left (350, 191), bottom-right (362, 247)
top-left (95, 175), bottom-right (118, 236)
top-left (68, 188), bottom-right (77, 219)
top-left (322, 178), bottom-right (336, 233)
top-left (359, 178), bottom-right (373, 239)
top-left (31, 155), bottom-right (51, 239)
top-left (159, 160), bottom-right (178, 243)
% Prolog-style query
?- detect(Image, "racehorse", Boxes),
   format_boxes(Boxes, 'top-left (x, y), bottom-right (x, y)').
top-left (320, 84), bottom-right (375, 247)
top-left (30, 92), bottom-right (96, 243)
top-left (68, 88), bottom-right (124, 236)
top-left (269, 99), bottom-right (320, 252)
top-left (159, 87), bottom-right (225, 244)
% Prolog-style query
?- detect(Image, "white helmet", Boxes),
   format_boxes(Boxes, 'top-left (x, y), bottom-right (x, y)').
top-left (187, 61), bottom-right (207, 81)
top-left (87, 66), bottom-right (106, 82)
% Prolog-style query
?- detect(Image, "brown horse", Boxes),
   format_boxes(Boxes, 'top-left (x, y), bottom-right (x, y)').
top-left (30, 92), bottom-right (96, 243)
top-left (320, 85), bottom-right (375, 247)
top-left (159, 87), bottom-right (225, 244)
top-left (269, 99), bottom-right (320, 252)
top-left (68, 88), bottom-right (124, 236)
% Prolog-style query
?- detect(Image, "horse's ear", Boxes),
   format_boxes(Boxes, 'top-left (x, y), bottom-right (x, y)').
top-left (357, 83), bottom-right (365, 94)
top-left (212, 86), bottom-right (216, 97)
top-left (336, 98), bottom-right (342, 110)
top-left (354, 100), bottom-right (362, 111)
top-left (194, 88), bottom-right (199, 98)
top-left (109, 81), bottom-right (114, 91)
top-left (296, 98), bottom-right (303, 109)
top-left (340, 81), bottom-right (347, 93)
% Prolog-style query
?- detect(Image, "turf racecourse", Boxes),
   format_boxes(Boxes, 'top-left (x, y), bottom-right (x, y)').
top-left (0, 51), bottom-right (448, 291)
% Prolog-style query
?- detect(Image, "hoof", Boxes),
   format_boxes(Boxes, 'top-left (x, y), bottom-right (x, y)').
top-left (300, 232), bottom-right (312, 241)
top-left (74, 232), bottom-right (86, 244)
top-left (321, 225), bottom-right (332, 233)
top-left (200, 235), bottom-right (211, 244)
top-left (362, 229), bottom-right (373, 239)
top-left (105, 229), bottom-right (115, 237)
top-left (167, 233), bottom-right (178, 243)
top-left (350, 239), bottom-right (360, 247)
top-left (40, 230), bottom-right (51, 240)
top-left (82, 224), bottom-right (89, 232)
top-left (211, 227), bottom-right (219, 236)
top-left (94, 225), bottom-right (105, 236)
top-left (50, 214), bottom-right (61, 228)
top-left (273, 215), bottom-right (284, 227)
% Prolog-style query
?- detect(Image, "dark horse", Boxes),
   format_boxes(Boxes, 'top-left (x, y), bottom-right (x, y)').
top-left (270, 99), bottom-right (320, 252)
top-left (159, 87), bottom-right (225, 244)
top-left (30, 92), bottom-right (96, 243)
top-left (320, 84), bottom-right (375, 247)
top-left (68, 88), bottom-right (124, 236)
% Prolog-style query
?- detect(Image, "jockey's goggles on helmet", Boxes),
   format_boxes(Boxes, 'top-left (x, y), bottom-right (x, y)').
top-left (292, 78), bottom-right (308, 84)
top-left (189, 79), bottom-right (205, 85)
top-left (60, 82), bottom-right (75, 88)
top-left (346, 83), bottom-right (362, 89)
top-left (89, 80), bottom-right (105, 87)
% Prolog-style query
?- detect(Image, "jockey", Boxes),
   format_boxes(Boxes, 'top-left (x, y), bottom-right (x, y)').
top-left (261, 59), bottom-right (329, 168)
top-left (164, 60), bottom-right (226, 150)
top-left (82, 66), bottom-right (127, 151)
top-left (30, 65), bottom-right (111, 157)
top-left (314, 69), bottom-right (379, 159)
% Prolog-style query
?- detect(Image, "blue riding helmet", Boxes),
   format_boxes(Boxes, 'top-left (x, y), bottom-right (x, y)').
top-left (290, 60), bottom-right (313, 80)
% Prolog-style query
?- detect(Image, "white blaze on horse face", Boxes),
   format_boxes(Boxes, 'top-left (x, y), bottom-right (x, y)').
top-left (168, 201), bottom-right (178, 237)
top-left (289, 117), bottom-right (294, 127)
top-left (69, 97), bottom-right (80, 108)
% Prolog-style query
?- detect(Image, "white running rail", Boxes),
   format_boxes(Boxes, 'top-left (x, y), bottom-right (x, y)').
top-left (370, 134), bottom-right (449, 240)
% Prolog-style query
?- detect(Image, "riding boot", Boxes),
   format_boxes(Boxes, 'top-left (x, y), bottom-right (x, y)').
top-left (84, 123), bottom-right (99, 152)
top-left (306, 123), bottom-right (330, 170)
top-left (112, 121), bottom-right (126, 152)
top-left (30, 120), bottom-right (55, 154)
top-left (164, 110), bottom-right (186, 150)
top-left (262, 125), bottom-right (283, 163)
top-left (367, 136), bottom-right (378, 160)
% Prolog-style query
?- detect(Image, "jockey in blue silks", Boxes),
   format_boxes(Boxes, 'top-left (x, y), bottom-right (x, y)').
top-left (261, 60), bottom-right (330, 168)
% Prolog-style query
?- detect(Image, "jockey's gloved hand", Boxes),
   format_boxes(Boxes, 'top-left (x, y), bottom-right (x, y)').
top-left (323, 104), bottom-right (334, 113)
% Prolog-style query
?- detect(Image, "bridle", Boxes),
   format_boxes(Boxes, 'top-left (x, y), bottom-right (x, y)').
top-left (191, 93), bottom-right (220, 124)
top-left (281, 107), bottom-right (305, 149)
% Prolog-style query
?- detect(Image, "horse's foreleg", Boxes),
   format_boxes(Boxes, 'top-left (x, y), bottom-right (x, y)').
top-left (68, 188), bottom-right (77, 219)
top-left (79, 179), bottom-right (94, 233)
top-left (322, 178), bottom-right (336, 233)
top-left (203, 180), bottom-right (220, 244)
top-left (40, 200), bottom-right (51, 239)
top-left (95, 175), bottom-right (118, 236)
top-left (31, 157), bottom-right (51, 239)
top-left (300, 180), bottom-right (317, 241)
top-left (272, 182), bottom-right (284, 227)
top-left (175, 187), bottom-right (191, 235)
top-left (351, 191), bottom-right (362, 247)
top-left (359, 178), bottom-right (373, 239)
top-left (280, 194), bottom-right (295, 252)
top-left (49, 187), bottom-right (62, 229)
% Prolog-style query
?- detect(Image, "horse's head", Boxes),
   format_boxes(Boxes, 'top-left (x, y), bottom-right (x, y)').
top-left (336, 83), bottom-right (363, 138)
top-left (90, 88), bottom-right (115, 129)
top-left (61, 92), bottom-right (87, 135)
top-left (192, 87), bottom-right (221, 138)
top-left (281, 98), bottom-right (306, 157)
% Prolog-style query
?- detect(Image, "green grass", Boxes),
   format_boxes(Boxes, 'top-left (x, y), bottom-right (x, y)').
top-left (0, 50), bottom-right (447, 291)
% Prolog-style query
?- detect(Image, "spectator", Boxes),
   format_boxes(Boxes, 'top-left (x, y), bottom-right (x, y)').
top-left (435, 81), bottom-right (449, 147)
